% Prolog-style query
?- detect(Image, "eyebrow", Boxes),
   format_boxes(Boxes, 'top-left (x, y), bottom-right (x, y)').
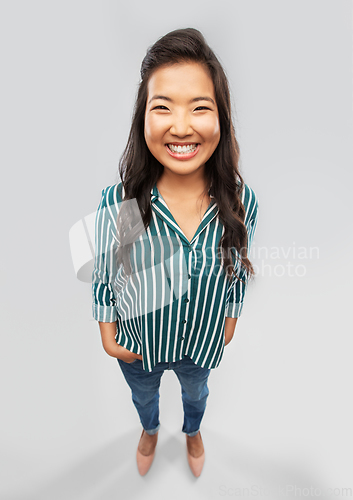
top-left (148, 95), bottom-right (215, 105)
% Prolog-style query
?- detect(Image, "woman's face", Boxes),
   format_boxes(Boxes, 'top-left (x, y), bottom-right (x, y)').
top-left (144, 61), bottom-right (221, 178)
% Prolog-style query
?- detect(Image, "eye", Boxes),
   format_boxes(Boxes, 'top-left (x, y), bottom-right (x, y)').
top-left (152, 105), bottom-right (169, 110)
top-left (194, 106), bottom-right (211, 111)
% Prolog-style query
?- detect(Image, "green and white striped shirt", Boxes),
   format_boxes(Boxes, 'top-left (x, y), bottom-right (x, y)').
top-left (92, 181), bottom-right (259, 372)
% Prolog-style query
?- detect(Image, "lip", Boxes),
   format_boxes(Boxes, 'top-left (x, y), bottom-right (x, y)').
top-left (165, 143), bottom-right (200, 160)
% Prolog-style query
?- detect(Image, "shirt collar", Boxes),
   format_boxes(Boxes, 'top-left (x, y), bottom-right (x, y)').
top-left (150, 182), bottom-right (159, 203)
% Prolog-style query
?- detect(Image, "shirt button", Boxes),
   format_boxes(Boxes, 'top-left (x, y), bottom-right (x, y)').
top-left (184, 298), bottom-right (189, 303)
top-left (188, 274), bottom-right (191, 279)
top-left (182, 320), bottom-right (187, 324)
top-left (180, 337), bottom-right (185, 340)
top-left (188, 247), bottom-right (192, 252)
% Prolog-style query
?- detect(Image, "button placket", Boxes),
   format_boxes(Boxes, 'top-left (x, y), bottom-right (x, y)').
top-left (179, 247), bottom-right (193, 346)
top-left (187, 244), bottom-right (194, 305)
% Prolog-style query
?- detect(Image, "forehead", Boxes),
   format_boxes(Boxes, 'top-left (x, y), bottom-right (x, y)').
top-left (147, 62), bottom-right (215, 98)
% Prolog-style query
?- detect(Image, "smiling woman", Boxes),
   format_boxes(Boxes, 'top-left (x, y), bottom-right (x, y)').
top-left (144, 62), bottom-right (220, 173)
top-left (92, 27), bottom-right (259, 478)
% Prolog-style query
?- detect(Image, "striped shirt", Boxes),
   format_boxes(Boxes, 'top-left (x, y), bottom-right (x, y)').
top-left (92, 181), bottom-right (259, 372)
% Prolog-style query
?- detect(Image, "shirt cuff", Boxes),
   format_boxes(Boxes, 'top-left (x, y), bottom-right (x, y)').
top-left (92, 303), bottom-right (118, 322)
top-left (225, 301), bottom-right (244, 318)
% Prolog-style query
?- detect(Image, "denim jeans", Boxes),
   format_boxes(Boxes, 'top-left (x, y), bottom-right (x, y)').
top-left (117, 355), bottom-right (211, 437)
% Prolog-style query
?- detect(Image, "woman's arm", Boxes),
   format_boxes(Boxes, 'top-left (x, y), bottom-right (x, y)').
top-left (99, 321), bottom-right (142, 362)
top-left (224, 317), bottom-right (238, 345)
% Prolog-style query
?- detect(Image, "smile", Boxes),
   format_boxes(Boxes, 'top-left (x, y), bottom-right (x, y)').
top-left (167, 143), bottom-right (198, 153)
top-left (166, 143), bottom-right (200, 160)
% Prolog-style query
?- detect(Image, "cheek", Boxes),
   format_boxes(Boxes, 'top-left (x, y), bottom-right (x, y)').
top-left (200, 117), bottom-right (220, 140)
top-left (203, 117), bottom-right (221, 142)
top-left (145, 116), bottom-right (165, 144)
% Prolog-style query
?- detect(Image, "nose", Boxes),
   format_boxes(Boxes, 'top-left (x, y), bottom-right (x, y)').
top-left (169, 111), bottom-right (193, 137)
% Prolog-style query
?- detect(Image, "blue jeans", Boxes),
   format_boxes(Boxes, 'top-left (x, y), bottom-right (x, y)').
top-left (117, 355), bottom-right (211, 437)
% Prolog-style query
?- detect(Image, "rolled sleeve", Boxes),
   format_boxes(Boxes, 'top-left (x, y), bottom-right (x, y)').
top-left (91, 186), bottom-right (120, 322)
top-left (225, 193), bottom-right (259, 318)
top-left (225, 297), bottom-right (244, 318)
top-left (225, 266), bottom-right (246, 318)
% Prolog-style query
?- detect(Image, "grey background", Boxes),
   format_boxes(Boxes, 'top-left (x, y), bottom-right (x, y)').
top-left (1, 0), bottom-right (352, 499)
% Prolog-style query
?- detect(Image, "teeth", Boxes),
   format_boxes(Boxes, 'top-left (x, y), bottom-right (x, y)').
top-left (168, 144), bottom-right (198, 153)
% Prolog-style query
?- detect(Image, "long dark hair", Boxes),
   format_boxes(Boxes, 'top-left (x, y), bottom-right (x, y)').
top-left (116, 28), bottom-right (255, 284)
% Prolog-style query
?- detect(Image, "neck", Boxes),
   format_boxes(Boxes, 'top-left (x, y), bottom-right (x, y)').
top-left (157, 169), bottom-right (210, 200)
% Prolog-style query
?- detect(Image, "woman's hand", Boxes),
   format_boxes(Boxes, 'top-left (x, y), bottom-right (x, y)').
top-left (114, 344), bottom-right (143, 363)
top-left (98, 321), bottom-right (142, 362)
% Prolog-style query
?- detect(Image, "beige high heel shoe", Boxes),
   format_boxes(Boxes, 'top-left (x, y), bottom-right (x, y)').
top-left (186, 431), bottom-right (205, 477)
top-left (136, 429), bottom-right (158, 476)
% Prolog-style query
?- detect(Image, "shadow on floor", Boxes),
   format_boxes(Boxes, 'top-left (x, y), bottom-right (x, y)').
top-left (21, 427), bottom-right (333, 500)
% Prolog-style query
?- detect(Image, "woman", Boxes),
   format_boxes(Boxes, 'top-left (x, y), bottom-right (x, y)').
top-left (92, 27), bottom-right (259, 477)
